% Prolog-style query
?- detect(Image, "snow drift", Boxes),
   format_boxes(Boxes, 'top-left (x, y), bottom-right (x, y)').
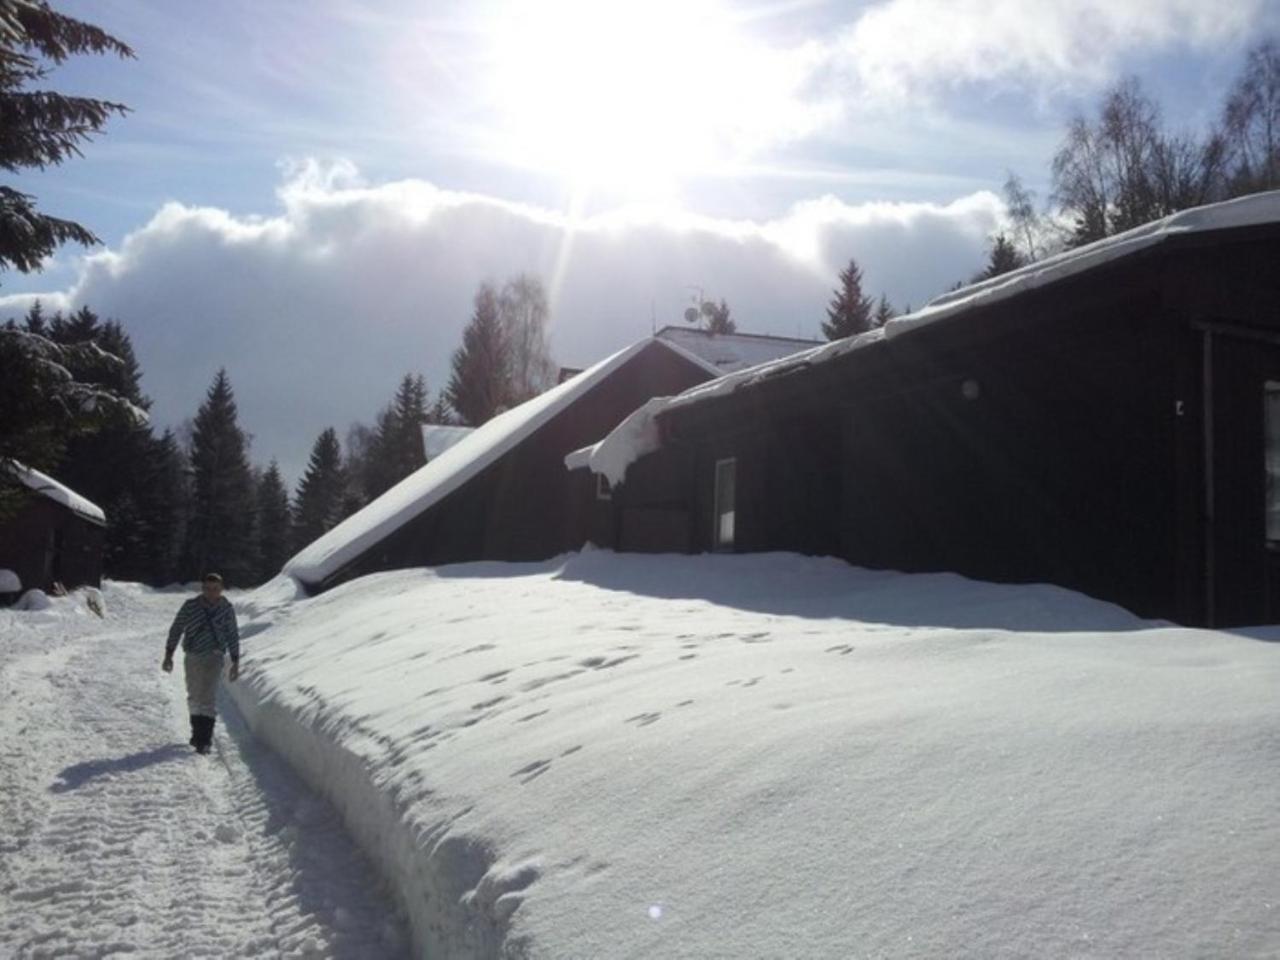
top-left (232, 550), bottom-right (1280, 959)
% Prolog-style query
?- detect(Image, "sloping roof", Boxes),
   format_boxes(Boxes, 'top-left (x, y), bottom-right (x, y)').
top-left (285, 336), bottom-right (715, 586)
top-left (421, 424), bottom-right (474, 459)
top-left (655, 326), bottom-right (819, 373)
top-left (7, 461), bottom-right (106, 525)
top-left (574, 190), bottom-right (1280, 485)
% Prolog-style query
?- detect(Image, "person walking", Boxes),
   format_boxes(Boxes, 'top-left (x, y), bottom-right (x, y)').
top-left (162, 572), bottom-right (240, 754)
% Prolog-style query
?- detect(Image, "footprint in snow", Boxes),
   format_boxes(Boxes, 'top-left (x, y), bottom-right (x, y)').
top-left (511, 759), bottom-right (552, 783)
top-left (826, 644), bottom-right (855, 655)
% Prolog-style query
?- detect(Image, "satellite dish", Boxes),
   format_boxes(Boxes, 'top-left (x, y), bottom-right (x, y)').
top-left (683, 307), bottom-right (700, 324)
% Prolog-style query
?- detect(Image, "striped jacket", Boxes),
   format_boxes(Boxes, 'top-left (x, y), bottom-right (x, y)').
top-left (166, 596), bottom-right (240, 661)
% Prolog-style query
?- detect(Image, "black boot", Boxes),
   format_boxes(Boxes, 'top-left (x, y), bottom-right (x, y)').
top-left (189, 715), bottom-right (200, 750)
top-left (194, 715), bottom-right (215, 754)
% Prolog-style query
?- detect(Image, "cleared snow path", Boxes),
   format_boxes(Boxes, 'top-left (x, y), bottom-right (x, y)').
top-left (0, 584), bottom-right (408, 959)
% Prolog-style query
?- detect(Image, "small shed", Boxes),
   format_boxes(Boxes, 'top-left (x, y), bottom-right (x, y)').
top-left (0, 462), bottom-right (107, 594)
top-left (572, 192), bottom-right (1280, 627)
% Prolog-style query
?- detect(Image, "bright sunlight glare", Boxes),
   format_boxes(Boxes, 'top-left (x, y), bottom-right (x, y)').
top-left (486, 0), bottom-right (827, 198)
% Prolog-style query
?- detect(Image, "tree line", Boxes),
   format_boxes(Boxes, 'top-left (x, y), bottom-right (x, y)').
top-left (978, 38), bottom-right (1279, 279)
top-left (0, 275), bottom-right (557, 589)
top-left (821, 37), bottom-right (1279, 340)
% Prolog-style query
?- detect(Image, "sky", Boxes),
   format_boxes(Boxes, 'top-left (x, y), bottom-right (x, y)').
top-left (3, 0), bottom-right (1276, 481)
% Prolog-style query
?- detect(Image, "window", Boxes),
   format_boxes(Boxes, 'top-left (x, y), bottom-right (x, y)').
top-left (713, 457), bottom-right (736, 551)
top-left (1266, 383), bottom-right (1280, 543)
top-left (596, 473), bottom-right (613, 501)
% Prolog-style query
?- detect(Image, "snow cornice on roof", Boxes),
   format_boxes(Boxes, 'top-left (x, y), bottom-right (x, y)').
top-left (6, 461), bottom-right (107, 525)
top-left (573, 190), bottom-right (1280, 485)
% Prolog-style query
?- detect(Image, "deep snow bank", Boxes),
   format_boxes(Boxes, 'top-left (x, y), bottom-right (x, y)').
top-left (233, 551), bottom-right (1280, 959)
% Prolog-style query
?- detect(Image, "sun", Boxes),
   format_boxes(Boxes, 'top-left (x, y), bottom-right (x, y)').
top-left (484, 0), bottom-right (819, 200)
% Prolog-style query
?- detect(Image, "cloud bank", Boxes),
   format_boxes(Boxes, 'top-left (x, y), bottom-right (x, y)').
top-left (830, 0), bottom-right (1270, 102)
top-left (1, 162), bottom-right (1002, 479)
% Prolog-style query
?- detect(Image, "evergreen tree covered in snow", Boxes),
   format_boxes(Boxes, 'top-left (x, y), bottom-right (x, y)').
top-left (0, 1), bottom-right (132, 274)
top-left (292, 427), bottom-right (346, 551)
top-left (184, 369), bottom-right (255, 584)
top-left (41, 306), bottom-right (158, 576)
top-left (254, 460), bottom-right (291, 581)
top-left (447, 284), bottom-right (511, 426)
top-left (0, 303), bottom-right (145, 522)
top-left (823, 259), bottom-right (874, 341)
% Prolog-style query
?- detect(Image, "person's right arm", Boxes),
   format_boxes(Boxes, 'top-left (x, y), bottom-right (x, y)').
top-left (162, 601), bottom-right (187, 671)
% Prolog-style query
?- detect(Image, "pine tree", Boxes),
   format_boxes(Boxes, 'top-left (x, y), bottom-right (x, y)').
top-left (138, 428), bottom-right (188, 585)
top-left (254, 461), bottom-right (291, 582)
top-left (872, 295), bottom-right (896, 328)
top-left (974, 234), bottom-right (1027, 281)
top-left (42, 306), bottom-right (158, 577)
top-left (184, 369), bottom-right (255, 585)
top-left (823, 259), bottom-right (875, 340)
top-left (0, 2), bottom-right (133, 274)
top-left (447, 284), bottom-right (511, 426)
top-left (357, 374), bottom-right (430, 501)
top-left (292, 427), bottom-right (346, 551)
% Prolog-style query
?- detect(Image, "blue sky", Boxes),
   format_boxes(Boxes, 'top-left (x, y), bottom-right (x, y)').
top-left (5, 0), bottom-right (1276, 479)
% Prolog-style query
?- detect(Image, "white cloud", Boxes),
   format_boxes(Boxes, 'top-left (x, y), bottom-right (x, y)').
top-left (1, 163), bottom-right (1002, 481)
top-left (832, 0), bottom-right (1267, 101)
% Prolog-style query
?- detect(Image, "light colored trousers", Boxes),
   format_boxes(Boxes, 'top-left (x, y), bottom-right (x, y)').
top-left (184, 652), bottom-right (225, 718)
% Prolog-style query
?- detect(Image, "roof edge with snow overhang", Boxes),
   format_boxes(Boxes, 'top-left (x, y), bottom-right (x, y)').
top-left (5, 460), bottom-right (106, 525)
top-left (573, 190), bottom-right (1280, 485)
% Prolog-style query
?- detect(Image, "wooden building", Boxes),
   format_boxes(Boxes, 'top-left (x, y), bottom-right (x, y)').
top-left (0, 462), bottom-right (106, 595)
top-left (569, 193), bottom-right (1280, 627)
top-left (286, 331), bottom-right (815, 594)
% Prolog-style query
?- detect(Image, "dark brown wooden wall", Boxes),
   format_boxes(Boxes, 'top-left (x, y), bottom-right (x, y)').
top-left (0, 497), bottom-right (105, 593)
top-left (1162, 234), bottom-right (1280, 625)
top-left (597, 229), bottom-right (1280, 625)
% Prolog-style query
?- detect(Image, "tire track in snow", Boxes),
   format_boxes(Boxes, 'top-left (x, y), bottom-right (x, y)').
top-left (0, 588), bottom-right (408, 959)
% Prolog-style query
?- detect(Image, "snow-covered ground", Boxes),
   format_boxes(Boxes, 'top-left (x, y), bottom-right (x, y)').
top-left (229, 550), bottom-right (1280, 959)
top-left (0, 583), bottom-right (408, 959)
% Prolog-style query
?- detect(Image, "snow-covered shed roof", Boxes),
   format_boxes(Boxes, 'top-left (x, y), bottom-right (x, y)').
top-left (7, 461), bottom-right (106, 525)
top-left (420, 424), bottom-right (474, 460)
top-left (285, 336), bottom-right (719, 586)
top-left (572, 190), bottom-right (1280, 486)
top-left (655, 325), bottom-right (819, 374)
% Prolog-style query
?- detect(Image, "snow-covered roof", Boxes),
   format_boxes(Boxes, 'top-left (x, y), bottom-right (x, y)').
top-left (6, 461), bottom-right (106, 525)
top-left (575, 190), bottom-right (1280, 484)
top-left (655, 325), bottom-right (819, 374)
top-left (420, 424), bottom-right (474, 460)
top-left (285, 337), bottom-right (717, 586)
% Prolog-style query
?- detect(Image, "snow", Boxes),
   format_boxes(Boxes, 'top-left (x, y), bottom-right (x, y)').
top-left (0, 580), bottom-right (408, 958)
top-left (231, 550), bottom-right (1280, 959)
top-left (0, 569), bottom-right (20, 594)
top-left (580, 190), bottom-right (1280, 484)
top-left (14, 588), bottom-right (51, 611)
top-left (286, 336), bottom-right (723, 587)
top-left (422, 424), bottom-right (475, 459)
top-left (655, 326), bottom-right (820, 373)
top-left (7, 461), bottom-right (106, 525)
top-left (564, 397), bottom-right (668, 487)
